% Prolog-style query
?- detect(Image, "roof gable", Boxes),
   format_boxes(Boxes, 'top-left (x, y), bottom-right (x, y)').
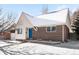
top-left (16, 12), bottom-right (34, 28)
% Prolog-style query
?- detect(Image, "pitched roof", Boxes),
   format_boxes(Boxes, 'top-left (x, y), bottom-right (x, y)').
top-left (37, 8), bottom-right (68, 24)
top-left (17, 8), bottom-right (71, 30)
top-left (24, 14), bottom-right (65, 27)
top-left (24, 8), bottom-right (70, 26)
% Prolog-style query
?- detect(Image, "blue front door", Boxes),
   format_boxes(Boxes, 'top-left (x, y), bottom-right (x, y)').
top-left (29, 28), bottom-right (32, 39)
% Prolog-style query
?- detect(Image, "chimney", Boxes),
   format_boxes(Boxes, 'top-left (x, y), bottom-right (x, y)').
top-left (42, 5), bottom-right (48, 14)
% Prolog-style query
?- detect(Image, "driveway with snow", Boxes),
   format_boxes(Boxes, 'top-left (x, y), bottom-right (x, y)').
top-left (0, 41), bottom-right (79, 55)
top-left (0, 40), bottom-right (21, 55)
top-left (0, 40), bottom-right (79, 55)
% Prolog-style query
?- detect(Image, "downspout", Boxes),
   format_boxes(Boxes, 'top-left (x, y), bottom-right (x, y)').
top-left (62, 25), bottom-right (65, 42)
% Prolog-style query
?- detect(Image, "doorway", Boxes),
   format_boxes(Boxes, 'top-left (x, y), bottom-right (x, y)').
top-left (29, 28), bottom-right (32, 40)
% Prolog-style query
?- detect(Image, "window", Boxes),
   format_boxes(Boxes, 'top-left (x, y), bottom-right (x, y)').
top-left (17, 28), bottom-right (22, 34)
top-left (47, 27), bottom-right (50, 31)
top-left (47, 26), bottom-right (56, 32)
top-left (10, 30), bottom-right (15, 33)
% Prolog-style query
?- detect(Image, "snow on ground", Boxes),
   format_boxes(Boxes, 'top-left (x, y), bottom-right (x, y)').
top-left (0, 40), bottom-right (22, 55)
top-left (2, 42), bottom-right (79, 55)
top-left (0, 40), bottom-right (21, 47)
top-left (5, 40), bottom-right (21, 44)
top-left (0, 50), bottom-right (5, 55)
top-left (0, 40), bottom-right (10, 47)
top-left (0, 40), bottom-right (12, 55)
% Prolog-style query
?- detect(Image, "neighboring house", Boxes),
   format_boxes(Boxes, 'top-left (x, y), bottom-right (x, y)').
top-left (8, 24), bottom-right (16, 40)
top-left (2, 24), bottom-right (16, 40)
top-left (0, 24), bottom-right (16, 40)
top-left (15, 8), bottom-right (71, 42)
top-left (0, 32), bottom-right (11, 40)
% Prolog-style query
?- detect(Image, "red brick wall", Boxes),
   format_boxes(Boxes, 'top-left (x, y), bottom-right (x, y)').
top-left (32, 25), bottom-right (69, 41)
top-left (0, 32), bottom-right (11, 40)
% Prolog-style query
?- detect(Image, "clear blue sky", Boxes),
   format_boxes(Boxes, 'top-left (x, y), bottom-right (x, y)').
top-left (0, 4), bottom-right (79, 20)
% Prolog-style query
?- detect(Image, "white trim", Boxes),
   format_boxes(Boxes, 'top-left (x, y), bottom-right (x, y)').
top-left (62, 25), bottom-right (64, 42)
top-left (26, 28), bottom-right (29, 38)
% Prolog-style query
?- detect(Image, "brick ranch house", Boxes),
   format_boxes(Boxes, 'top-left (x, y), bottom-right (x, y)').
top-left (11, 9), bottom-right (71, 42)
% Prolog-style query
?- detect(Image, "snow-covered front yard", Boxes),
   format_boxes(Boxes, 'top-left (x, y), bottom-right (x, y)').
top-left (0, 40), bottom-right (79, 55)
top-left (0, 41), bottom-right (10, 47)
top-left (0, 40), bottom-right (21, 55)
top-left (0, 42), bottom-right (79, 55)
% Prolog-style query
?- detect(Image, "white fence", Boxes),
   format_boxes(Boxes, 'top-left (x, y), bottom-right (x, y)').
top-left (11, 33), bottom-right (16, 40)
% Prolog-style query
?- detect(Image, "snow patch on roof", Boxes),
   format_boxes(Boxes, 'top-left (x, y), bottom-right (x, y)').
top-left (37, 9), bottom-right (68, 23)
top-left (22, 9), bottom-right (69, 27)
top-left (25, 14), bottom-right (65, 27)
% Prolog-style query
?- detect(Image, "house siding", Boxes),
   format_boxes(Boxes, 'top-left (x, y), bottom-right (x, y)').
top-left (32, 25), bottom-right (69, 41)
top-left (64, 25), bottom-right (70, 41)
top-left (15, 28), bottom-right (26, 40)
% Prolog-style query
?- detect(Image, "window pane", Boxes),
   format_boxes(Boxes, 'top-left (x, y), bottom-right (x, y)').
top-left (51, 27), bottom-right (56, 31)
top-left (47, 26), bottom-right (56, 32)
top-left (47, 27), bottom-right (50, 31)
top-left (17, 28), bottom-right (22, 34)
top-left (17, 29), bottom-right (19, 34)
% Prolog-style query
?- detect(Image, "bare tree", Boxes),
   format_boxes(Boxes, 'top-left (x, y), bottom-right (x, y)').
top-left (0, 8), bottom-right (16, 32)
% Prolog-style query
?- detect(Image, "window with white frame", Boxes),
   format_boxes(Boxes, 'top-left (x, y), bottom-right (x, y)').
top-left (47, 26), bottom-right (56, 32)
top-left (17, 28), bottom-right (22, 34)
